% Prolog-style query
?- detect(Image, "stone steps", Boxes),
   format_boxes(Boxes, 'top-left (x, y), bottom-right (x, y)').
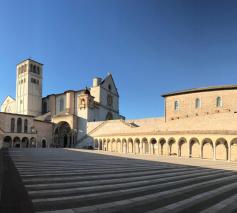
top-left (8, 149), bottom-right (237, 213)
top-left (22, 167), bottom-right (199, 184)
top-left (28, 169), bottom-right (227, 199)
top-left (25, 168), bottom-right (211, 191)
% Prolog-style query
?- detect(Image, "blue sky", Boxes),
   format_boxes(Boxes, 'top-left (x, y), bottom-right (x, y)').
top-left (1, 0), bottom-right (237, 119)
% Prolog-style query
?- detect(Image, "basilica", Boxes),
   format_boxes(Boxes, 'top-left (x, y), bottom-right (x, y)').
top-left (0, 59), bottom-right (123, 148)
top-left (1, 59), bottom-right (237, 163)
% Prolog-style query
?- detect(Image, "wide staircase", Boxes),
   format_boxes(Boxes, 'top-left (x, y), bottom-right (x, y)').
top-left (8, 148), bottom-right (237, 213)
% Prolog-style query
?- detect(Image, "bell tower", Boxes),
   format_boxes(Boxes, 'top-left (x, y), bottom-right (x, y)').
top-left (16, 59), bottom-right (43, 116)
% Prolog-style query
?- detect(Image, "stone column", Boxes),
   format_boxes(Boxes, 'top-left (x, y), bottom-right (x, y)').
top-left (200, 144), bottom-right (202, 159)
top-left (167, 143), bottom-right (169, 156)
top-left (213, 144), bottom-right (216, 161)
top-left (228, 144), bottom-right (231, 162)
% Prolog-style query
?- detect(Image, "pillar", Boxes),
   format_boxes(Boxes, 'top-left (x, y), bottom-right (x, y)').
top-left (213, 143), bottom-right (216, 161)
top-left (228, 144), bottom-right (231, 162)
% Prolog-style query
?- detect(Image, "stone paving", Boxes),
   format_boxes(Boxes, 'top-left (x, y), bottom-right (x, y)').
top-left (7, 148), bottom-right (237, 213)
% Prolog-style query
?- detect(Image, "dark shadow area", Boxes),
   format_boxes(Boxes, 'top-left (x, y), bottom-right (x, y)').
top-left (0, 148), bottom-right (34, 213)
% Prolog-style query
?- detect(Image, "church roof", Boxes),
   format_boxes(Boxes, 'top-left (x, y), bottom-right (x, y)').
top-left (17, 58), bottom-right (43, 66)
top-left (161, 84), bottom-right (237, 97)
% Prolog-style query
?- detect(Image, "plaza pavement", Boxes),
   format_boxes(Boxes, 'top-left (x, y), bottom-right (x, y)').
top-left (3, 148), bottom-right (237, 213)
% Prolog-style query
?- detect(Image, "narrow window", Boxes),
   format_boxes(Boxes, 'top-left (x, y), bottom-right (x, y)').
top-left (59, 98), bottom-right (64, 112)
top-left (216, 97), bottom-right (222, 107)
top-left (195, 98), bottom-right (201, 109)
top-left (11, 118), bottom-right (15, 132)
top-left (174, 101), bottom-right (179, 111)
top-left (17, 118), bottom-right (22, 133)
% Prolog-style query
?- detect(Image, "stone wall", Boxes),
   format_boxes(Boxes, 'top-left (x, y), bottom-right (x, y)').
top-left (165, 89), bottom-right (237, 121)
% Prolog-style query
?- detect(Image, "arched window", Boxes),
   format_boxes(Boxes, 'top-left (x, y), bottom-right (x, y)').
top-left (11, 118), bottom-right (15, 132)
top-left (59, 98), bottom-right (64, 112)
top-left (108, 84), bottom-right (112, 90)
top-left (174, 101), bottom-right (179, 111)
top-left (24, 119), bottom-right (28, 133)
top-left (106, 112), bottom-right (113, 120)
top-left (17, 118), bottom-right (22, 133)
top-left (195, 98), bottom-right (201, 109)
top-left (216, 97), bottom-right (222, 107)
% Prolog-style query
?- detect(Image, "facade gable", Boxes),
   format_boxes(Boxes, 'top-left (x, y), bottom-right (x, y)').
top-left (100, 74), bottom-right (119, 97)
top-left (1, 96), bottom-right (16, 113)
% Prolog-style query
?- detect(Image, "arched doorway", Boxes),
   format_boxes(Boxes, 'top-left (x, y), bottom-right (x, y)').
top-left (159, 138), bottom-right (166, 155)
top-left (103, 139), bottom-right (107, 151)
top-left (179, 138), bottom-right (188, 157)
top-left (54, 121), bottom-right (72, 148)
top-left (21, 137), bottom-right (29, 148)
top-left (111, 139), bottom-right (116, 152)
top-left (107, 139), bottom-right (111, 151)
top-left (134, 138), bottom-right (140, 154)
top-left (42, 139), bottom-right (47, 148)
top-left (190, 138), bottom-right (200, 158)
top-left (168, 138), bottom-right (176, 156)
top-left (122, 139), bottom-right (127, 153)
top-left (142, 138), bottom-right (149, 154)
top-left (30, 137), bottom-right (37, 148)
top-left (128, 138), bottom-right (133, 153)
top-left (150, 138), bottom-right (157, 155)
top-left (13, 137), bottom-right (21, 148)
top-left (202, 138), bottom-right (213, 159)
top-left (94, 139), bottom-right (99, 149)
top-left (116, 139), bottom-right (121, 152)
top-left (216, 138), bottom-right (228, 161)
top-left (99, 139), bottom-right (103, 150)
top-left (3, 136), bottom-right (12, 148)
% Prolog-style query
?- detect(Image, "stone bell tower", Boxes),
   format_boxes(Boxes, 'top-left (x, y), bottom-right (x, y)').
top-left (16, 59), bottom-right (43, 116)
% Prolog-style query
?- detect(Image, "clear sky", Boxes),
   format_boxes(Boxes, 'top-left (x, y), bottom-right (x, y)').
top-left (1, 0), bottom-right (237, 119)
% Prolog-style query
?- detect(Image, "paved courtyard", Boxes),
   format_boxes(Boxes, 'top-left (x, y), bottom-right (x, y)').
top-left (2, 149), bottom-right (237, 212)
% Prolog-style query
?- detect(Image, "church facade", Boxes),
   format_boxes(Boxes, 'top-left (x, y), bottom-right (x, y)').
top-left (0, 59), bottom-right (123, 148)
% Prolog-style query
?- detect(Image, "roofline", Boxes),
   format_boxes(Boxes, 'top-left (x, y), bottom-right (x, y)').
top-left (0, 111), bottom-right (35, 118)
top-left (43, 89), bottom-right (89, 99)
top-left (17, 58), bottom-right (43, 66)
top-left (161, 85), bottom-right (237, 97)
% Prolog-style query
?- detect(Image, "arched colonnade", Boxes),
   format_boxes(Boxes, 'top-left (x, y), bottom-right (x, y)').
top-left (93, 136), bottom-right (237, 162)
top-left (2, 136), bottom-right (48, 148)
